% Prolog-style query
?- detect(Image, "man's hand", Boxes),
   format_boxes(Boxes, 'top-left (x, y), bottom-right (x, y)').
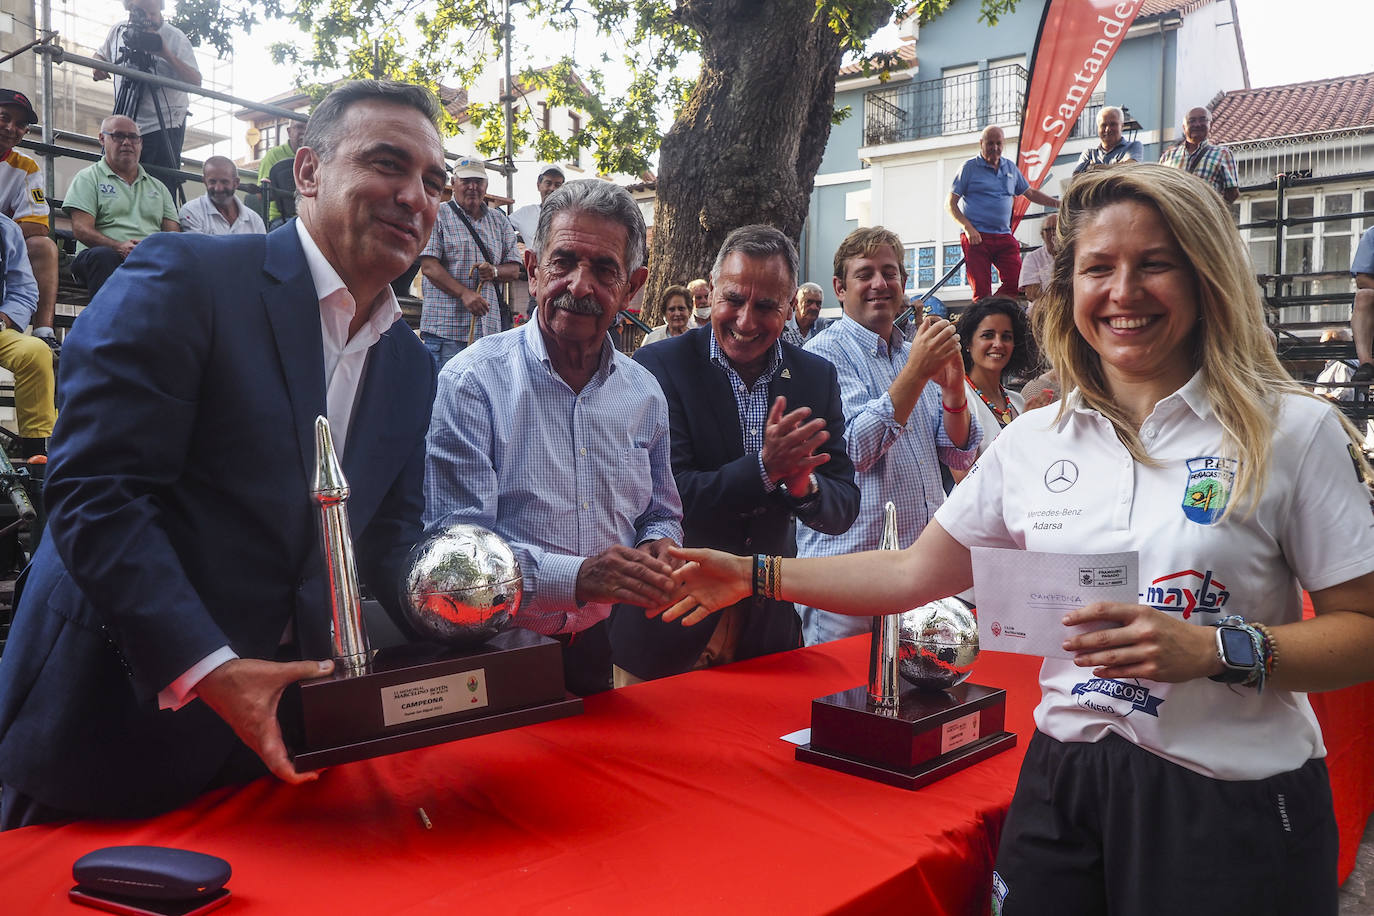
top-left (933, 344), bottom-right (965, 394)
top-left (474, 261), bottom-right (497, 282)
top-left (965, 227), bottom-right (983, 247)
top-left (903, 316), bottom-right (962, 387)
top-left (461, 287), bottom-right (489, 316)
top-left (196, 657), bottom-right (334, 785)
top-left (115, 240), bottom-right (138, 260)
top-left (575, 543), bottom-right (676, 608)
top-left (639, 537), bottom-right (683, 570)
top-left (760, 396), bottom-right (831, 489)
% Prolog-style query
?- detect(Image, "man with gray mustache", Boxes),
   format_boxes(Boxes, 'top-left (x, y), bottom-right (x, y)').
top-left (423, 179), bottom-right (684, 696)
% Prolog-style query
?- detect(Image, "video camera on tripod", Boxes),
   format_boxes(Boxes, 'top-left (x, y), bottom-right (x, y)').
top-left (115, 7), bottom-right (163, 80)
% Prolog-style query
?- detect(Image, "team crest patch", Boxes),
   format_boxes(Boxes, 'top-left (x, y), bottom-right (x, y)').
top-left (1182, 457), bottom-right (1236, 525)
top-left (28, 187), bottom-right (43, 205)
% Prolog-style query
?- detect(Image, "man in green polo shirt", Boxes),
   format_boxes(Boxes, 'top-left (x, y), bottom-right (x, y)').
top-left (65, 114), bottom-right (179, 295)
top-left (257, 117), bottom-right (306, 227)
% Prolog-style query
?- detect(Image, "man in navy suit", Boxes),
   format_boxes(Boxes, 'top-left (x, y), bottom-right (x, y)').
top-left (0, 80), bottom-right (449, 826)
top-left (610, 226), bottom-right (859, 683)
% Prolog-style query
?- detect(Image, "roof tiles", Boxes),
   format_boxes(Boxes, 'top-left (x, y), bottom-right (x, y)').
top-left (1209, 72), bottom-right (1374, 143)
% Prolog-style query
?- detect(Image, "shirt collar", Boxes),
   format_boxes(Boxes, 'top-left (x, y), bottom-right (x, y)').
top-left (294, 219), bottom-right (402, 330)
top-left (835, 313), bottom-right (902, 356)
top-left (522, 310), bottom-right (618, 380)
top-left (98, 157), bottom-right (150, 186)
top-left (1061, 368), bottom-right (1211, 428)
top-left (708, 326), bottom-right (783, 386)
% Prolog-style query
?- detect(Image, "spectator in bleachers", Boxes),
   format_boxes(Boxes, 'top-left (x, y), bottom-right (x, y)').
top-left (1072, 106), bottom-right (1143, 176)
top-left (794, 226), bottom-right (978, 645)
top-left (1159, 106), bottom-right (1239, 203)
top-left (65, 115), bottom-right (179, 296)
top-left (640, 284), bottom-right (691, 346)
top-left (947, 125), bottom-right (1060, 301)
top-left (0, 212), bottom-right (55, 457)
top-left (178, 156), bottom-right (265, 236)
top-left (1351, 224), bottom-right (1374, 383)
top-left (1019, 212), bottom-right (1058, 307)
top-left (0, 89), bottom-right (59, 353)
top-left (1313, 328), bottom-right (1358, 401)
top-left (93, 0), bottom-right (202, 197)
top-left (257, 117), bottom-right (306, 227)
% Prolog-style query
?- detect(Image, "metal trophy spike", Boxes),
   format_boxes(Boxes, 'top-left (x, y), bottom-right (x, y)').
top-left (311, 415), bottom-right (371, 677)
top-left (866, 501), bottom-right (901, 712)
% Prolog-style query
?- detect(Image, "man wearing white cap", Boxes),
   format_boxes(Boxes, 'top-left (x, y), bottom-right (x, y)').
top-left (418, 153), bottom-right (521, 368)
top-left (508, 163), bottom-right (565, 245)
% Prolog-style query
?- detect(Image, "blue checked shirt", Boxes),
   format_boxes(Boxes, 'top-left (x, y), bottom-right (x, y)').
top-left (419, 202), bottom-right (519, 343)
top-left (797, 316), bottom-right (981, 563)
top-left (708, 330), bottom-right (784, 491)
top-left (423, 319), bottom-right (684, 635)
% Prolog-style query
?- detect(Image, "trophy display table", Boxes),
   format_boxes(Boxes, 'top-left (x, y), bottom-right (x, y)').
top-left (2, 625), bottom-right (1371, 914)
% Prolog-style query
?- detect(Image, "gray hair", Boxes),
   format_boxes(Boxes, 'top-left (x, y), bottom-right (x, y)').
top-left (533, 178), bottom-right (647, 274)
top-left (797, 282), bottom-right (823, 299)
top-left (1098, 105), bottom-right (1124, 126)
top-left (709, 225), bottom-right (799, 288)
top-left (304, 80), bottom-right (443, 164)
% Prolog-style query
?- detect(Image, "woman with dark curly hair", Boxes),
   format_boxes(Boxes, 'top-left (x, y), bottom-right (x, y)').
top-left (951, 297), bottom-right (1047, 482)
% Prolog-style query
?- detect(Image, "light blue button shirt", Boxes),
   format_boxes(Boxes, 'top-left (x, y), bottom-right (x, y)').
top-left (424, 318), bottom-right (684, 635)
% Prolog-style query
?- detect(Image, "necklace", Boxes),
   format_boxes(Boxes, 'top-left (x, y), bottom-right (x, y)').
top-left (967, 375), bottom-right (1016, 427)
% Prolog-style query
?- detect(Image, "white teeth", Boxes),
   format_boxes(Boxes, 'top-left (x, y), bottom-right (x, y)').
top-left (1109, 316), bottom-right (1153, 329)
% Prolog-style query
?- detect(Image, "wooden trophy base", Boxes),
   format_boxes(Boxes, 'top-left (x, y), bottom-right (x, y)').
top-left (796, 682), bottom-right (1016, 790)
top-left (283, 628), bottom-right (582, 769)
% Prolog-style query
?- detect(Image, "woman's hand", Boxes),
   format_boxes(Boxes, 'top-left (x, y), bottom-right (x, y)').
top-left (653, 548), bottom-right (752, 626)
top-left (1061, 602), bottom-right (1221, 683)
top-left (1024, 388), bottom-right (1056, 411)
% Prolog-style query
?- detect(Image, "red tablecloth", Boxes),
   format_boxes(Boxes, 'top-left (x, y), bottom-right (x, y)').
top-left (0, 632), bottom-right (1369, 915)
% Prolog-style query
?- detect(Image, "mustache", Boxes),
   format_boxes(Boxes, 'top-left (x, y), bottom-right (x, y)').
top-left (548, 290), bottom-right (603, 316)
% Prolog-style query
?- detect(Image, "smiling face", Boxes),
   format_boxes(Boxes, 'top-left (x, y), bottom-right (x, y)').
top-left (202, 158), bottom-right (239, 208)
top-left (1072, 199), bottom-right (1199, 395)
top-left (664, 294), bottom-right (690, 334)
top-left (537, 171), bottom-right (564, 202)
top-left (530, 209), bottom-right (637, 352)
top-left (294, 98), bottom-right (447, 298)
top-left (835, 244), bottom-right (905, 337)
top-left (456, 175), bottom-right (488, 217)
top-left (1098, 109), bottom-right (1123, 151)
top-left (0, 104), bottom-right (30, 155)
top-left (710, 252), bottom-right (794, 381)
top-left (969, 313), bottom-right (1015, 378)
top-left (1184, 107), bottom-right (1210, 146)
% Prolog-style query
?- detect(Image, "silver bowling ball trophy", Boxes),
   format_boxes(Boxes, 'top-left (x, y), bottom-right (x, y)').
top-left (402, 524), bottom-right (522, 648)
top-left (897, 598), bottom-right (980, 691)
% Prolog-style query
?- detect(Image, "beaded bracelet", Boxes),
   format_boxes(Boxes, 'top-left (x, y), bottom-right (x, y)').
top-left (1253, 621), bottom-right (1279, 678)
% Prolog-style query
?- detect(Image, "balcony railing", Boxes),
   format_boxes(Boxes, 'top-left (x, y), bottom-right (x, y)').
top-left (863, 65), bottom-right (1027, 146)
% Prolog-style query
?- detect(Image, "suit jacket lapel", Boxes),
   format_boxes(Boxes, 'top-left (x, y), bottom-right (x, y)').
top-left (769, 344), bottom-right (796, 414)
top-left (261, 222), bottom-right (328, 481)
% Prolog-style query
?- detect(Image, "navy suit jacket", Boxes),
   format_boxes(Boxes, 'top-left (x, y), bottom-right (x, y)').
top-left (0, 224), bottom-right (436, 818)
top-left (610, 327), bottom-right (859, 680)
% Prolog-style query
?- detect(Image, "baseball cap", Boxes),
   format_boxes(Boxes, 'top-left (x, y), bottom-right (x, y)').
top-left (536, 163), bottom-right (565, 181)
top-left (0, 89), bottom-right (37, 125)
top-left (451, 154), bottom-right (487, 181)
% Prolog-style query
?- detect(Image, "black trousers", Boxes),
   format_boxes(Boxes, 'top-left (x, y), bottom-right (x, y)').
top-left (993, 730), bottom-right (1338, 916)
top-left (71, 247), bottom-right (125, 296)
top-left (139, 122), bottom-right (186, 198)
top-left (553, 618), bottom-right (612, 697)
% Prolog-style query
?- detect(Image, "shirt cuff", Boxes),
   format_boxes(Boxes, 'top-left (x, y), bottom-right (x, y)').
top-left (536, 552), bottom-right (585, 613)
top-left (158, 646), bottom-right (239, 711)
top-left (758, 454), bottom-right (776, 493)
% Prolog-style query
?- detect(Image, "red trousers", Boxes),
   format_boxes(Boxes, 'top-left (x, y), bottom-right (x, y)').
top-left (961, 231), bottom-right (1022, 301)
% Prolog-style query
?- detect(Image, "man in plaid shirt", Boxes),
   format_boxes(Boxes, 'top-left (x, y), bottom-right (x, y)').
top-left (418, 154), bottom-right (520, 368)
top-left (1159, 107), bottom-right (1239, 203)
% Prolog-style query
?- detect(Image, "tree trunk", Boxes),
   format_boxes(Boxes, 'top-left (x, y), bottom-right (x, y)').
top-left (640, 0), bottom-right (895, 327)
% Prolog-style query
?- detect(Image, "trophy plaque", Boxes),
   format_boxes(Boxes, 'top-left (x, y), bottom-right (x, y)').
top-left (795, 503), bottom-right (1015, 789)
top-left (281, 417), bottom-right (582, 770)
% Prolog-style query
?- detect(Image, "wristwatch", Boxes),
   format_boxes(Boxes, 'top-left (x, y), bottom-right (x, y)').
top-left (1208, 622), bottom-right (1261, 684)
top-left (778, 473), bottom-right (819, 507)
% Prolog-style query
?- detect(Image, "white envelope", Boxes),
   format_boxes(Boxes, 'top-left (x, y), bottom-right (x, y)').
top-left (969, 547), bottom-right (1140, 659)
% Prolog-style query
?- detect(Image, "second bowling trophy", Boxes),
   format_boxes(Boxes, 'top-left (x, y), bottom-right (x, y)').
top-left (795, 502), bottom-right (1016, 788)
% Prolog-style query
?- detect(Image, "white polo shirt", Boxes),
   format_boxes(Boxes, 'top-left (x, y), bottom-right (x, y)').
top-left (936, 372), bottom-right (1374, 780)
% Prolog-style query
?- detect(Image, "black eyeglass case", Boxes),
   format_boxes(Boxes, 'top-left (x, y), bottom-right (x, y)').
top-left (72, 846), bottom-right (231, 901)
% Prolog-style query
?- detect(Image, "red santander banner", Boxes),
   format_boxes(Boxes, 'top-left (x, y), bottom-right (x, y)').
top-left (1013, 0), bottom-right (1144, 227)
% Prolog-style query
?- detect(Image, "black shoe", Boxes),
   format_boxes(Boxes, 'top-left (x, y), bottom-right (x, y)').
top-left (1354, 362), bottom-right (1374, 384)
top-left (18, 437), bottom-right (45, 459)
top-left (36, 334), bottom-right (60, 357)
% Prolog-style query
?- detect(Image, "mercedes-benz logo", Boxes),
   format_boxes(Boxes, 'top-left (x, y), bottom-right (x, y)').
top-left (1044, 459), bottom-right (1079, 493)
